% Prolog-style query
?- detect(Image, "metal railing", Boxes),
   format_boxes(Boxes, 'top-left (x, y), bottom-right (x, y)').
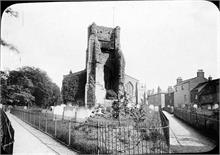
top-left (160, 110), bottom-right (170, 151)
top-left (163, 107), bottom-right (174, 114)
top-left (0, 109), bottom-right (15, 154)
top-left (174, 107), bottom-right (219, 141)
top-left (11, 108), bottom-right (170, 154)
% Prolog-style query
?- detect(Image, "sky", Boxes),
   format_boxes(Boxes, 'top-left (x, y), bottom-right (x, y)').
top-left (1, 1), bottom-right (219, 91)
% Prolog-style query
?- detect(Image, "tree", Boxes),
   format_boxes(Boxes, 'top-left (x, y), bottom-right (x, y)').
top-left (7, 85), bottom-right (35, 106)
top-left (0, 71), bottom-right (9, 105)
top-left (5, 7), bottom-right (19, 18)
top-left (1, 66), bottom-right (61, 108)
top-left (0, 38), bottom-right (19, 53)
top-left (1, 70), bottom-right (35, 106)
top-left (19, 66), bottom-right (61, 107)
top-left (49, 82), bottom-right (62, 106)
top-left (1, 7), bottom-right (20, 53)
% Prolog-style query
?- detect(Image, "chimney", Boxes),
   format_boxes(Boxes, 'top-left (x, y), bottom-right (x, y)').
top-left (197, 69), bottom-right (204, 78)
top-left (157, 86), bottom-right (161, 93)
top-left (208, 76), bottom-right (212, 81)
top-left (167, 86), bottom-right (173, 93)
top-left (177, 77), bottom-right (182, 85)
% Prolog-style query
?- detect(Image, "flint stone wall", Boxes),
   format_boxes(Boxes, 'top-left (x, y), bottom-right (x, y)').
top-left (62, 70), bottom-right (86, 106)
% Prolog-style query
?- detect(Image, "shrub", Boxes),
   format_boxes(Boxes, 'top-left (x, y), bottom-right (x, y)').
top-left (71, 139), bottom-right (97, 153)
top-left (140, 128), bottom-right (150, 141)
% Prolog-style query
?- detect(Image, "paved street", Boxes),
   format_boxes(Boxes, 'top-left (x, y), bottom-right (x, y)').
top-left (163, 111), bottom-right (216, 153)
top-left (6, 112), bottom-right (77, 155)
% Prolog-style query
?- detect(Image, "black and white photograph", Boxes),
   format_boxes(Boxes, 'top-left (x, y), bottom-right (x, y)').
top-left (0, 0), bottom-right (219, 154)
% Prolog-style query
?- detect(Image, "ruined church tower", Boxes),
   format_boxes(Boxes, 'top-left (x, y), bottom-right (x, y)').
top-left (85, 23), bottom-right (125, 108)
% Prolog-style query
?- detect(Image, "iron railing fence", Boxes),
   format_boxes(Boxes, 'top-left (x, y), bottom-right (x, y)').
top-left (160, 110), bottom-right (170, 150)
top-left (163, 107), bottom-right (174, 114)
top-left (0, 109), bottom-right (14, 154)
top-left (11, 108), bottom-right (170, 154)
top-left (174, 107), bottom-right (219, 141)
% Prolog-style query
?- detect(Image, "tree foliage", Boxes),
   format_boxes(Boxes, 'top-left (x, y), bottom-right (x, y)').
top-left (0, 66), bottom-right (61, 107)
top-left (1, 7), bottom-right (20, 53)
top-left (0, 71), bottom-right (10, 105)
top-left (0, 38), bottom-right (20, 53)
top-left (61, 70), bottom-right (86, 105)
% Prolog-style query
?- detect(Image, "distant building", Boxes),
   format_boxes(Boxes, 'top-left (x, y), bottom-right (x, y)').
top-left (138, 83), bottom-right (147, 105)
top-left (191, 78), bottom-right (219, 110)
top-left (174, 69), bottom-right (207, 108)
top-left (124, 74), bottom-right (139, 104)
top-left (165, 86), bottom-right (174, 113)
top-left (147, 87), bottom-right (166, 108)
top-left (61, 23), bottom-right (146, 108)
top-left (62, 72), bottom-right (144, 106)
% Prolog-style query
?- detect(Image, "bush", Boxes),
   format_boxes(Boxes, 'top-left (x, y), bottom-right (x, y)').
top-left (71, 139), bottom-right (97, 153)
top-left (140, 128), bottom-right (150, 141)
top-left (112, 101), bottom-right (120, 119)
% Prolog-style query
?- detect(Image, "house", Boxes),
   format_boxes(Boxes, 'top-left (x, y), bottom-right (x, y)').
top-left (174, 69), bottom-right (207, 108)
top-left (165, 86), bottom-right (174, 113)
top-left (147, 87), bottom-right (166, 108)
top-left (191, 78), bottom-right (219, 110)
top-left (138, 83), bottom-right (147, 105)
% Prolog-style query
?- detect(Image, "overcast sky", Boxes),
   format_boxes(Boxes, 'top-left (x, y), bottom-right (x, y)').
top-left (1, 1), bottom-right (219, 91)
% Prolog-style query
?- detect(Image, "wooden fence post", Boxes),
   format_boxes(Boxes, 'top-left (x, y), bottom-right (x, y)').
top-left (55, 119), bottom-right (57, 137)
top-left (34, 112), bottom-right (35, 126)
top-left (68, 121), bottom-right (71, 146)
top-left (39, 114), bottom-right (40, 129)
top-left (196, 113), bottom-right (198, 127)
top-left (75, 110), bottom-right (77, 121)
top-left (45, 115), bottom-right (47, 133)
top-left (30, 112), bottom-right (31, 124)
top-left (97, 122), bottom-right (99, 154)
top-left (28, 111), bottom-right (30, 123)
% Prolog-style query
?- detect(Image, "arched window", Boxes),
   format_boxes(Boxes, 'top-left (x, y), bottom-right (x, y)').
top-left (125, 82), bottom-right (134, 97)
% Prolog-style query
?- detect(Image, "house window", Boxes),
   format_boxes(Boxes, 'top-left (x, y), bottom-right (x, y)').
top-left (181, 85), bottom-right (184, 90)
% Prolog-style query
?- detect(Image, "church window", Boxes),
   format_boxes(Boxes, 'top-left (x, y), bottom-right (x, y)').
top-left (125, 82), bottom-right (134, 97)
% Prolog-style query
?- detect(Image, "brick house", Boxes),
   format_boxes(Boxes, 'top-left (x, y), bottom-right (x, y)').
top-left (174, 70), bottom-right (207, 108)
top-left (165, 86), bottom-right (174, 113)
top-left (191, 78), bottom-right (219, 110)
top-left (147, 87), bottom-right (166, 108)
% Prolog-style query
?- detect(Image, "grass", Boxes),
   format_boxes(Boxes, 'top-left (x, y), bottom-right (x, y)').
top-left (12, 108), bottom-right (169, 154)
